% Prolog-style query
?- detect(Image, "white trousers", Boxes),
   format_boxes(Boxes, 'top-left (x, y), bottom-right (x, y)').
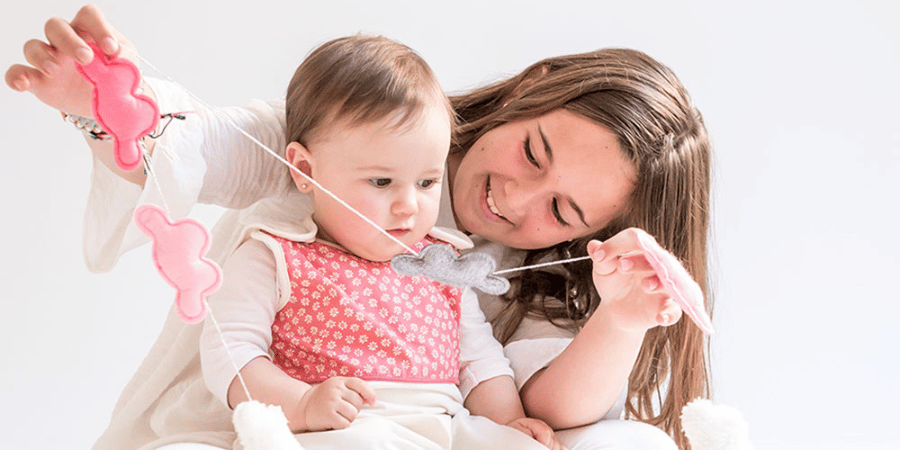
top-left (156, 417), bottom-right (676, 450)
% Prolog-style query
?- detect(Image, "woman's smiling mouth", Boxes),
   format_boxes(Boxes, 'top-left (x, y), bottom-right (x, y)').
top-left (485, 178), bottom-right (510, 222)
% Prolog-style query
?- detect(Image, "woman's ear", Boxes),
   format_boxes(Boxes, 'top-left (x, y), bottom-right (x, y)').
top-left (285, 141), bottom-right (314, 193)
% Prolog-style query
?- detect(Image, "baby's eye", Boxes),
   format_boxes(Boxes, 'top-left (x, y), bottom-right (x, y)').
top-left (369, 178), bottom-right (392, 188)
top-left (417, 179), bottom-right (438, 189)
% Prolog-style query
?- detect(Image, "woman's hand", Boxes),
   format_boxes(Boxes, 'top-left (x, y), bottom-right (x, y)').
top-left (291, 376), bottom-right (377, 432)
top-left (587, 227), bottom-right (683, 333)
top-left (5, 4), bottom-right (135, 117)
top-left (506, 417), bottom-right (566, 450)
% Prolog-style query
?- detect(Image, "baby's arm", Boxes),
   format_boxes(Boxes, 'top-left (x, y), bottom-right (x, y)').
top-left (456, 290), bottom-right (561, 449)
top-left (229, 357), bottom-right (376, 432)
top-left (200, 238), bottom-right (374, 432)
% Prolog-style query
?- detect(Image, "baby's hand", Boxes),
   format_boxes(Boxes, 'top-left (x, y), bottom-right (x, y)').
top-left (506, 417), bottom-right (566, 450)
top-left (294, 376), bottom-right (376, 432)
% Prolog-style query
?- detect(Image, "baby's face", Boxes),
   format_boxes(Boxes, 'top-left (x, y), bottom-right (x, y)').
top-left (303, 101), bottom-right (451, 262)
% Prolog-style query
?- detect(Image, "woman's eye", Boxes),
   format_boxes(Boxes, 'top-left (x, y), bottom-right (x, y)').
top-left (552, 198), bottom-right (569, 226)
top-left (524, 136), bottom-right (539, 168)
top-left (417, 179), bottom-right (437, 189)
top-left (369, 178), bottom-right (392, 188)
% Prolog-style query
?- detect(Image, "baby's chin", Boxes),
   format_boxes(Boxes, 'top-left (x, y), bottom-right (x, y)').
top-left (353, 237), bottom-right (427, 263)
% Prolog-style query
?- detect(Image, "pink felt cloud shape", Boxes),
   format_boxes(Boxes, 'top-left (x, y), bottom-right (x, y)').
top-left (133, 204), bottom-right (221, 324)
top-left (636, 232), bottom-right (715, 335)
top-left (75, 44), bottom-right (158, 171)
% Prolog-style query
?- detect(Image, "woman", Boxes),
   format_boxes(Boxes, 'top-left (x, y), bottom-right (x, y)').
top-left (7, 5), bottom-right (711, 449)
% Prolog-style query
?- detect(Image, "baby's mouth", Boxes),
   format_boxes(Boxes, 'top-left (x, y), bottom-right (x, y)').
top-left (386, 228), bottom-right (411, 237)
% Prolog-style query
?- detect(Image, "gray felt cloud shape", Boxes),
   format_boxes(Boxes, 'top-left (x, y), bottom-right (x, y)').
top-left (390, 243), bottom-right (510, 296)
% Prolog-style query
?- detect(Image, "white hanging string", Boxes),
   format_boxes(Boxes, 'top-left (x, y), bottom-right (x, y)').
top-left (120, 47), bottom-right (614, 410)
top-left (492, 255), bottom-right (592, 275)
top-left (141, 152), bottom-right (171, 214)
top-left (130, 48), bottom-right (418, 257)
top-left (205, 300), bottom-right (253, 401)
top-left (129, 47), bottom-right (591, 282)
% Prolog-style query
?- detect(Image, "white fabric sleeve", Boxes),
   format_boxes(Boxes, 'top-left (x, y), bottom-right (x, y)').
top-left (456, 289), bottom-right (514, 400)
top-left (199, 238), bottom-right (280, 406)
top-left (82, 77), bottom-right (290, 273)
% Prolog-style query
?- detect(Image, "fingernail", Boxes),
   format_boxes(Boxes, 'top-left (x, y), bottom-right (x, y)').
top-left (591, 250), bottom-right (605, 262)
top-left (76, 47), bottom-right (93, 64)
top-left (13, 80), bottom-right (26, 91)
top-left (101, 36), bottom-right (118, 53)
top-left (619, 258), bottom-right (633, 271)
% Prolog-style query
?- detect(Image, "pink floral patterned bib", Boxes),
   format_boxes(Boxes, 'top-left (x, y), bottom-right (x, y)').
top-left (270, 236), bottom-right (462, 384)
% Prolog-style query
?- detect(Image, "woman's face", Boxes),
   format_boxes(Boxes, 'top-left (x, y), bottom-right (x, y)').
top-left (450, 109), bottom-right (636, 250)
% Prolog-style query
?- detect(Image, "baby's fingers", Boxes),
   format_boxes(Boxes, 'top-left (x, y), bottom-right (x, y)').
top-left (331, 401), bottom-right (360, 428)
top-left (345, 377), bottom-right (377, 406)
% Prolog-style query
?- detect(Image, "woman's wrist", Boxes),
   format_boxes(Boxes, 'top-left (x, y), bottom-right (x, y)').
top-left (591, 300), bottom-right (657, 336)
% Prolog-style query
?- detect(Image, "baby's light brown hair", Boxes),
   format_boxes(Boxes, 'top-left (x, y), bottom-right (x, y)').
top-left (285, 34), bottom-right (451, 148)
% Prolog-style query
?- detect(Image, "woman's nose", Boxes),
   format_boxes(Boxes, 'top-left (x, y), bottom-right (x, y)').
top-left (502, 175), bottom-right (546, 217)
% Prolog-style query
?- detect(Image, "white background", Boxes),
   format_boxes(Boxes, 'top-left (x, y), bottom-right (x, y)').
top-left (1, 1), bottom-right (898, 449)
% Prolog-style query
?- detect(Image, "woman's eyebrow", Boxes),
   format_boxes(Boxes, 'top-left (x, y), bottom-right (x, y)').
top-left (569, 200), bottom-right (590, 228)
top-left (538, 125), bottom-right (553, 162)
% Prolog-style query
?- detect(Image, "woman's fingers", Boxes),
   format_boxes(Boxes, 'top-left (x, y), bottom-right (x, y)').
top-left (617, 252), bottom-right (653, 273)
top-left (589, 239), bottom-right (655, 276)
top-left (5, 64), bottom-right (40, 91)
top-left (44, 16), bottom-right (93, 65)
top-left (656, 298), bottom-right (683, 327)
top-left (69, 4), bottom-right (119, 54)
top-left (42, 5), bottom-right (120, 66)
top-left (23, 39), bottom-right (62, 78)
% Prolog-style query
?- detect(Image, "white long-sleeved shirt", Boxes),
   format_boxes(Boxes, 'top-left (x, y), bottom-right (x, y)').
top-left (87, 77), bottom-right (625, 449)
top-left (199, 230), bottom-right (515, 405)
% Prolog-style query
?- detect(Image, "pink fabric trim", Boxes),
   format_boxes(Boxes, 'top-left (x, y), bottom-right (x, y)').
top-left (134, 204), bottom-right (221, 323)
top-left (75, 43), bottom-right (159, 171)
top-left (636, 232), bottom-right (715, 335)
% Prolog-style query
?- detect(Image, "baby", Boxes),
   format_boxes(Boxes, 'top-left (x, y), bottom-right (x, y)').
top-left (199, 35), bottom-right (561, 449)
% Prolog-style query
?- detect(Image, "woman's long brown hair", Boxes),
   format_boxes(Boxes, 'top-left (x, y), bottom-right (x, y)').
top-left (449, 48), bottom-right (712, 449)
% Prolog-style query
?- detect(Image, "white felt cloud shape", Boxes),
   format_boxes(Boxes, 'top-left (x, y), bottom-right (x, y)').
top-left (391, 244), bottom-right (510, 296)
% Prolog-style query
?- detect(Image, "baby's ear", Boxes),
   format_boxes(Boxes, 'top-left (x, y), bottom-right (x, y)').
top-left (285, 142), bottom-right (313, 193)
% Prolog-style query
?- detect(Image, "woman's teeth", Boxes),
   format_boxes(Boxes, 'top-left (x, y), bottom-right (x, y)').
top-left (486, 185), bottom-right (506, 219)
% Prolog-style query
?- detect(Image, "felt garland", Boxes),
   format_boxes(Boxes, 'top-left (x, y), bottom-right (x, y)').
top-left (71, 43), bottom-right (717, 450)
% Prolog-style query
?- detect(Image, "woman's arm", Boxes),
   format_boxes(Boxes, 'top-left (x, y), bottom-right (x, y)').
top-left (9, 5), bottom-right (290, 271)
top-left (6, 5), bottom-right (152, 186)
top-left (520, 229), bottom-right (683, 429)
